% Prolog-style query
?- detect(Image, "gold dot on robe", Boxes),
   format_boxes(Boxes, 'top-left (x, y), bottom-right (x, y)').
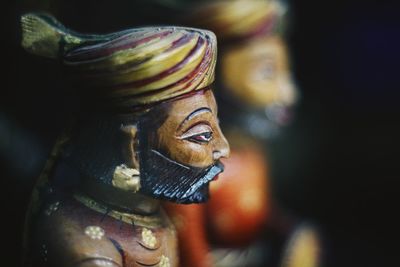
top-left (159, 255), bottom-right (171, 267)
top-left (141, 228), bottom-right (157, 249)
top-left (84, 226), bottom-right (105, 240)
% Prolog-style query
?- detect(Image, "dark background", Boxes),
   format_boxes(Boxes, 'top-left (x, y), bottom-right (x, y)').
top-left (272, 0), bottom-right (400, 266)
top-left (1, 0), bottom-right (399, 266)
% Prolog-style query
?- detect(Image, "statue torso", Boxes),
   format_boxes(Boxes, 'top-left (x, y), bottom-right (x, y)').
top-left (27, 193), bottom-right (178, 267)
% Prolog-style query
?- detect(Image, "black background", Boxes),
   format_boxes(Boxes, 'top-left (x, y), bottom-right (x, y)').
top-left (1, 0), bottom-right (400, 266)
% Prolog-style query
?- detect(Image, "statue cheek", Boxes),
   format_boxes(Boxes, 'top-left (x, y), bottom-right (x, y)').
top-left (166, 140), bottom-right (213, 168)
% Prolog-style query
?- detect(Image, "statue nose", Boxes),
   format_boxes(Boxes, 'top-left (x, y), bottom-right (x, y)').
top-left (213, 138), bottom-right (230, 161)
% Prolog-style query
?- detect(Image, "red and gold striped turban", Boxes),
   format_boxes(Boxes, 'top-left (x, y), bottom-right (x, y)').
top-left (185, 0), bottom-right (284, 41)
top-left (21, 13), bottom-right (217, 108)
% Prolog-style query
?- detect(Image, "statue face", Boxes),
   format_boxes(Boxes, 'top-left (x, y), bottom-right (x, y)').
top-left (153, 89), bottom-right (229, 168)
top-left (221, 36), bottom-right (297, 108)
top-left (134, 89), bottom-right (230, 203)
top-left (62, 90), bottom-right (228, 204)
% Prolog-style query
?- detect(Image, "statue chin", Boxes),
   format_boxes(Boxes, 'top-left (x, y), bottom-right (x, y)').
top-left (139, 149), bottom-right (224, 204)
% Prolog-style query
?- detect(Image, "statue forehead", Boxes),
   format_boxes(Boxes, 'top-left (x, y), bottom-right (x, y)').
top-left (160, 90), bottom-right (217, 125)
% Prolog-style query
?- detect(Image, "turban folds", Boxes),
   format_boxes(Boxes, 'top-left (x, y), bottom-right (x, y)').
top-left (21, 14), bottom-right (217, 108)
top-left (186, 0), bottom-right (283, 41)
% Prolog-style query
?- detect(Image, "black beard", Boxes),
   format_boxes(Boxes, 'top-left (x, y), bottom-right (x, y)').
top-left (138, 149), bottom-right (224, 204)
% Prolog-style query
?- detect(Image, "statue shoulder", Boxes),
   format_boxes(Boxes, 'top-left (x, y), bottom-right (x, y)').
top-left (32, 198), bottom-right (123, 267)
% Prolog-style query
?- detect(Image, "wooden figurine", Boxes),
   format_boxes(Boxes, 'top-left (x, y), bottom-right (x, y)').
top-left (185, 0), bottom-right (298, 139)
top-left (21, 13), bottom-right (229, 267)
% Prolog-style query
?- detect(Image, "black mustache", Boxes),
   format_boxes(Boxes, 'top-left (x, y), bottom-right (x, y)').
top-left (216, 160), bottom-right (225, 172)
top-left (139, 149), bottom-right (224, 204)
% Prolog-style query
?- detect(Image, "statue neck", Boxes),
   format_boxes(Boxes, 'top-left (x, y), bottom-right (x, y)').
top-left (80, 179), bottom-right (160, 215)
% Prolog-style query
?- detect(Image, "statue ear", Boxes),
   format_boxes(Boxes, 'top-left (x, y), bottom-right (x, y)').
top-left (120, 124), bottom-right (140, 170)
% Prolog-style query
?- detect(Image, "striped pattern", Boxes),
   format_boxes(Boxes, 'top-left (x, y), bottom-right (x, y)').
top-left (63, 27), bottom-right (217, 108)
top-left (187, 0), bottom-right (282, 41)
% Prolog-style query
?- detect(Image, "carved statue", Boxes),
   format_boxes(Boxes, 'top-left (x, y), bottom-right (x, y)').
top-left (21, 13), bottom-right (229, 267)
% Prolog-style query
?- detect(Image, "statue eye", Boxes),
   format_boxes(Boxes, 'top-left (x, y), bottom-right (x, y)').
top-left (188, 132), bottom-right (213, 143)
top-left (180, 123), bottom-right (213, 144)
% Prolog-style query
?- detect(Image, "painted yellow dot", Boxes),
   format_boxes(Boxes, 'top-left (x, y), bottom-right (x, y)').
top-left (142, 228), bottom-right (157, 249)
top-left (84, 226), bottom-right (105, 240)
top-left (159, 255), bottom-right (170, 267)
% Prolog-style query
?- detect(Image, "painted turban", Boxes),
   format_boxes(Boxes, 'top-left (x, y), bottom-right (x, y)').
top-left (185, 0), bottom-right (285, 41)
top-left (21, 13), bottom-right (217, 108)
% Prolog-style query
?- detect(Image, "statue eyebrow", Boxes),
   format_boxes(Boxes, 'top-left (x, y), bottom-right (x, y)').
top-left (178, 107), bottom-right (212, 130)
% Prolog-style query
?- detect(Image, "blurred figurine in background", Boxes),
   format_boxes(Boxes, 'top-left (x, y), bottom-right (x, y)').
top-left (159, 0), bottom-right (321, 267)
top-left (185, 0), bottom-right (297, 137)
top-left (21, 13), bottom-right (229, 267)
